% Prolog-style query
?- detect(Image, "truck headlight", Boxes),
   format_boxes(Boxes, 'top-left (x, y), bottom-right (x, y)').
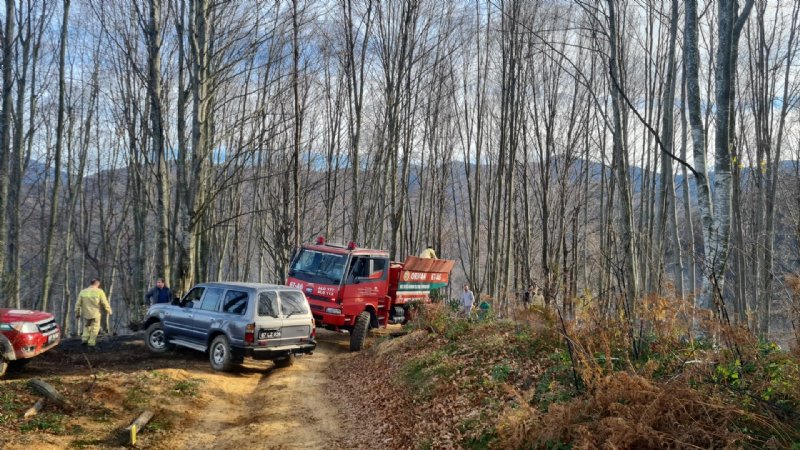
top-left (9, 322), bottom-right (39, 333)
top-left (325, 307), bottom-right (342, 315)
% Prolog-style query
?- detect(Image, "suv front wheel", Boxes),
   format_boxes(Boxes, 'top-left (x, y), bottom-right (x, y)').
top-left (209, 335), bottom-right (234, 371)
top-left (146, 322), bottom-right (171, 353)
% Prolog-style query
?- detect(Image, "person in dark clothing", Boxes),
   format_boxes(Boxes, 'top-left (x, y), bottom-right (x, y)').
top-left (145, 278), bottom-right (172, 305)
top-left (522, 286), bottom-right (532, 307)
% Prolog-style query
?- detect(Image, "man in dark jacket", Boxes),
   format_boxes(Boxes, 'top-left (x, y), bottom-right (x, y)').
top-left (145, 278), bottom-right (172, 305)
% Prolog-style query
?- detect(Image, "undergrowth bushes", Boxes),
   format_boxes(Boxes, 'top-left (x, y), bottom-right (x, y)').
top-left (399, 299), bottom-right (800, 449)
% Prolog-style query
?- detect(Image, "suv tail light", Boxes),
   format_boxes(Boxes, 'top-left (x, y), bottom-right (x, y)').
top-left (311, 318), bottom-right (316, 339)
top-left (245, 323), bottom-right (255, 344)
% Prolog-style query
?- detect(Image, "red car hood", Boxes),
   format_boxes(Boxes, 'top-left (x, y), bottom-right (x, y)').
top-left (0, 308), bottom-right (54, 324)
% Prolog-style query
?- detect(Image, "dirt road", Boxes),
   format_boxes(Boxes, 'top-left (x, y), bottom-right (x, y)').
top-left (1, 330), bottom-right (361, 450)
top-left (165, 330), bottom-right (352, 450)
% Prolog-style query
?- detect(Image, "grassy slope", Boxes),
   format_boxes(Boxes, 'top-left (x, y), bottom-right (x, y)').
top-left (332, 304), bottom-right (800, 449)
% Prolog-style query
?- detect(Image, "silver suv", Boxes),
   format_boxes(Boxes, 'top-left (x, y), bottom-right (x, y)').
top-left (142, 282), bottom-right (316, 371)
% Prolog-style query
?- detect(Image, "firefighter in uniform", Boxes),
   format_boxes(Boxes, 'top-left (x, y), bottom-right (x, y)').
top-left (75, 279), bottom-right (112, 347)
top-left (419, 245), bottom-right (437, 259)
top-left (532, 288), bottom-right (545, 308)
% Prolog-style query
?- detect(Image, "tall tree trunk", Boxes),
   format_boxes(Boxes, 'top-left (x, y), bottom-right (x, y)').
top-left (757, 0), bottom-right (798, 336)
top-left (679, 73), bottom-right (697, 300)
top-left (704, 0), bottom-right (754, 317)
top-left (8, 2), bottom-right (31, 308)
top-left (0, 0), bottom-right (15, 306)
top-left (607, 0), bottom-right (639, 312)
top-left (292, 0), bottom-right (302, 249)
top-left (177, 0), bottom-right (211, 293)
top-left (685, 0), bottom-right (713, 311)
top-left (40, 0), bottom-right (71, 312)
top-left (653, 0), bottom-right (680, 295)
top-left (147, 0), bottom-right (171, 284)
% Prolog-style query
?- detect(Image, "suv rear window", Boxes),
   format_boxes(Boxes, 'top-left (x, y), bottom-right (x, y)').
top-left (258, 291), bottom-right (279, 317)
top-left (280, 291), bottom-right (309, 316)
top-left (222, 290), bottom-right (249, 315)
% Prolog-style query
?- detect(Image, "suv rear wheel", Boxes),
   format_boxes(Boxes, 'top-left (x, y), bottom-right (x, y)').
top-left (0, 355), bottom-right (7, 378)
top-left (273, 354), bottom-right (295, 368)
top-left (146, 322), bottom-right (171, 353)
top-left (209, 335), bottom-right (234, 372)
top-left (350, 311), bottom-right (371, 352)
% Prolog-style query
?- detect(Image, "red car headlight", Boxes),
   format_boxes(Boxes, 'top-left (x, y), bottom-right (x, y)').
top-left (4, 322), bottom-right (39, 333)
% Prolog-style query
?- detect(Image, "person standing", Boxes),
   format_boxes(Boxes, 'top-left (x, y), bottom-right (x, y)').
top-left (419, 245), bottom-right (438, 259)
top-left (460, 284), bottom-right (475, 318)
top-left (145, 278), bottom-right (172, 305)
top-left (532, 288), bottom-right (545, 307)
top-left (522, 286), bottom-right (532, 308)
top-left (75, 279), bottom-right (112, 348)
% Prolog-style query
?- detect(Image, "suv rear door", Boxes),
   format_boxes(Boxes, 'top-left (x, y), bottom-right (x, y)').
top-left (276, 290), bottom-right (312, 346)
top-left (255, 291), bottom-right (284, 347)
top-left (220, 289), bottom-right (251, 348)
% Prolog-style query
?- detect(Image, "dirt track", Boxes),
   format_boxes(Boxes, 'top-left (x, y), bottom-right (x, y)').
top-left (164, 331), bottom-right (352, 450)
top-left (1, 329), bottom-right (360, 450)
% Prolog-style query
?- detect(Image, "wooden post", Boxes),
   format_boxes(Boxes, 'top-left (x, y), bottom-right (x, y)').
top-left (23, 398), bottom-right (45, 419)
top-left (126, 410), bottom-right (154, 446)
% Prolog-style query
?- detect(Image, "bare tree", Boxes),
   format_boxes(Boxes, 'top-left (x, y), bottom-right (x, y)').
top-left (39, 0), bottom-right (71, 312)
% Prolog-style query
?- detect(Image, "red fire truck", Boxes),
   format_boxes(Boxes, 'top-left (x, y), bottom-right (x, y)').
top-left (286, 237), bottom-right (454, 351)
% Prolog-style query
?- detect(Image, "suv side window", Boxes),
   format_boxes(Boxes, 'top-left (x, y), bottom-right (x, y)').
top-left (258, 291), bottom-right (279, 317)
top-left (200, 288), bottom-right (224, 311)
top-left (222, 290), bottom-right (249, 315)
top-left (183, 287), bottom-right (205, 307)
top-left (280, 291), bottom-right (309, 316)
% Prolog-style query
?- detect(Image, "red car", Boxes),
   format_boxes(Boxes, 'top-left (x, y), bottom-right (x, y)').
top-left (0, 308), bottom-right (61, 377)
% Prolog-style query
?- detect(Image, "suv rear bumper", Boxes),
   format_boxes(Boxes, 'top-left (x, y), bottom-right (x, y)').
top-left (235, 341), bottom-right (317, 360)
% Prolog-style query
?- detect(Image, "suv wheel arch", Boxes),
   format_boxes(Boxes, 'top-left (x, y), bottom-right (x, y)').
top-left (0, 334), bottom-right (14, 361)
top-left (145, 321), bottom-right (172, 353)
top-left (209, 334), bottom-right (234, 371)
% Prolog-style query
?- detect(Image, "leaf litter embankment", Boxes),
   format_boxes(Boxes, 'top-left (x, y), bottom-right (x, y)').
top-left (331, 304), bottom-right (800, 449)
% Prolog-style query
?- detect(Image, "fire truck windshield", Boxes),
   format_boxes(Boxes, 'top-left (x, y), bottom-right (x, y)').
top-left (289, 249), bottom-right (347, 285)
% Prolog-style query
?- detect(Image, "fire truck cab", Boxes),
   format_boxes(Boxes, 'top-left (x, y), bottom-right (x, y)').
top-left (286, 237), bottom-right (452, 351)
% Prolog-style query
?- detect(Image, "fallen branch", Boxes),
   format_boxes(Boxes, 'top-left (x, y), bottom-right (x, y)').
top-left (684, 359), bottom-right (715, 365)
top-left (23, 398), bottom-right (46, 420)
top-left (82, 352), bottom-right (97, 393)
top-left (125, 410), bottom-right (154, 446)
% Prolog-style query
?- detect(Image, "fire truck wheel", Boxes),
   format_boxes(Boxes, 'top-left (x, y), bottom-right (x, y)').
top-left (350, 311), bottom-right (371, 352)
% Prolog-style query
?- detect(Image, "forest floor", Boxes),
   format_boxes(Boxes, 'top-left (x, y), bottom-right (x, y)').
top-left (0, 329), bottom-right (377, 450)
top-left (2, 309), bottom-right (799, 449)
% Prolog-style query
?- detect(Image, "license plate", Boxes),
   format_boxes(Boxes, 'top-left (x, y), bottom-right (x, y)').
top-left (259, 330), bottom-right (280, 339)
